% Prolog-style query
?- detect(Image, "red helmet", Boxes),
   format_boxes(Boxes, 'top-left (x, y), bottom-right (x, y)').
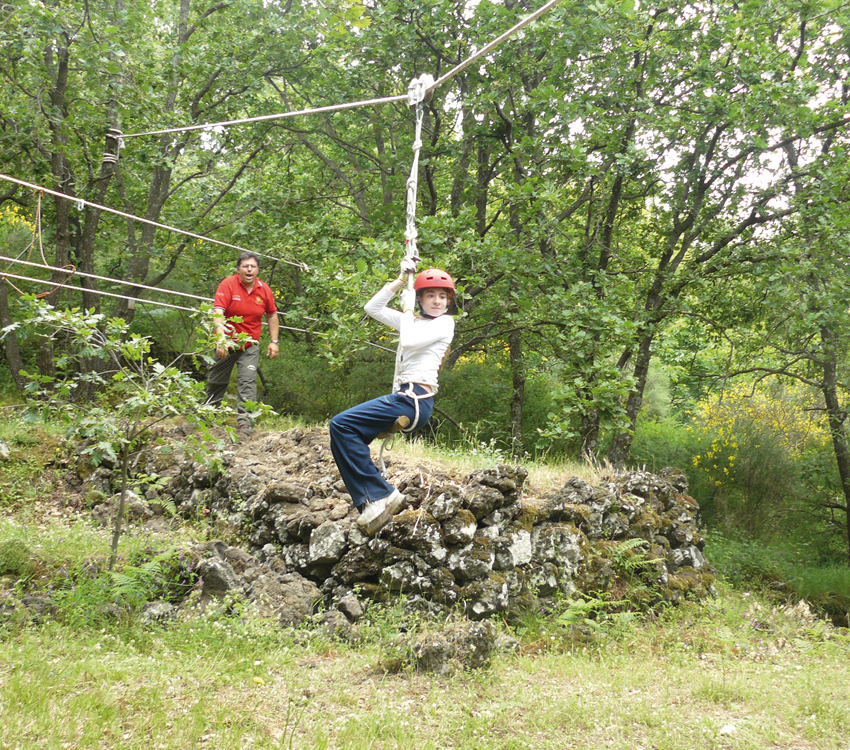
top-left (414, 268), bottom-right (455, 293)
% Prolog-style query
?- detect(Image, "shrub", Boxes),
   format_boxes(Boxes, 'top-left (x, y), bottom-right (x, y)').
top-left (686, 381), bottom-right (829, 538)
top-left (629, 414), bottom-right (698, 474)
top-left (262, 340), bottom-right (394, 421)
top-left (438, 357), bottom-right (559, 458)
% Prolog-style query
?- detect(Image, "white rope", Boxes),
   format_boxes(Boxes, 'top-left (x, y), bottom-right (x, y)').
top-left (403, 100), bottom-right (426, 268)
top-left (0, 254), bottom-right (211, 303)
top-left (121, 94), bottom-right (408, 139)
top-left (430, 0), bottom-right (565, 93)
top-left (0, 173), bottom-right (307, 270)
top-left (119, 0), bottom-right (565, 140)
top-left (2, 269), bottom-right (396, 354)
top-left (0, 272), bottom-right (198, 312)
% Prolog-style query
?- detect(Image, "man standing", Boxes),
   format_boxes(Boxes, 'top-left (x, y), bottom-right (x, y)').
top-left (206, 252), bottom-right (279, 436)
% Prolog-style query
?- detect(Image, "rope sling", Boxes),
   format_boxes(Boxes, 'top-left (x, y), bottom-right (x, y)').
top-left (377, 75), bottom-right (435, 475)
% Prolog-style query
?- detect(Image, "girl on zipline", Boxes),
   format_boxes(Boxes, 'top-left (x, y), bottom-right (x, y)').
top-left (330, 260), bottom-right (456, 535)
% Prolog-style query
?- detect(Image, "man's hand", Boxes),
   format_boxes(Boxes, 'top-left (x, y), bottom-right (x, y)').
top-left (267, 341), bottom-right (279, 359)
top-left (215, 334), bottom-right (228, 360)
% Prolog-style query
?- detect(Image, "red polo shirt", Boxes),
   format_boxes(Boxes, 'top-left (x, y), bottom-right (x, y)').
top-left (213, 274), bottom-right (277, 345)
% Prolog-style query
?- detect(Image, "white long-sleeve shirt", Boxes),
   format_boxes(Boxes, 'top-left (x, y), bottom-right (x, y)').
top-left (364, 283), bottom-right (455, 394)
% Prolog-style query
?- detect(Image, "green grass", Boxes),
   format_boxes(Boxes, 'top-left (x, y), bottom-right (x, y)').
top-left (705, 530), bottom-right (850, 622)
top-left (1, 415), bottom-right (850, 748)
top-left (386, 432), bottom-right (597, 494)
top-left (1, 584), bottom-right (849, 749)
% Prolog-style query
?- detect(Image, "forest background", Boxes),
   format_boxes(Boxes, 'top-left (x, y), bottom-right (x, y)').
top-left (1, 0), bottom-right (850, 579)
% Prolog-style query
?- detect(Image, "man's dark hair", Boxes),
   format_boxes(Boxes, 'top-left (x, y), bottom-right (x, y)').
top-left (236, 252), bottom-right (260, 268)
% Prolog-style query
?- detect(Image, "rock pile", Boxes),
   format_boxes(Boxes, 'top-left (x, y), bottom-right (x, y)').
top-left (150, 426), bottom-right (714, 623)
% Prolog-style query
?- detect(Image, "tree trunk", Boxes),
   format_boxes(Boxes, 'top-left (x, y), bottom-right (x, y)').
top-left (109, 441), bottom-right (130, 571)
top-left (607, 334), bottom-right (653, 466)
top-left (37, 340), bottom-right (55, 383)
top-left (578, 406), bottom-right (600, 460)
top-left (0, 282), bottom-right (27, 393)
top-left (508, 326), bottom-right (525, 457)
top-left (820, 325), bottom-right (850, 566)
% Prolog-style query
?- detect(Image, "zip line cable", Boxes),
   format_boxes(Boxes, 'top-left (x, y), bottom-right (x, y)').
top-left (3, 268), bottom-right (395, 353)
top-left (0, 254), bottom-right (211, 304)
top-left (429, 0), bottom-right (564, 91)
top-left (120, 0), bottom-right (565, 140)
top-left (0, 174), bottom-right (307, 270)
top-left (121, 94), bottom-right (409, 139)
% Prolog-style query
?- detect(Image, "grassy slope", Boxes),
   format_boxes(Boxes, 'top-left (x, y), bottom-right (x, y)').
top-left (1, 423), bottom-right (849, 749)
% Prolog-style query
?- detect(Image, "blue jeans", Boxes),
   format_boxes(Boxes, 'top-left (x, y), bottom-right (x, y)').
top-left (329, 384), bottom-right (434, 508)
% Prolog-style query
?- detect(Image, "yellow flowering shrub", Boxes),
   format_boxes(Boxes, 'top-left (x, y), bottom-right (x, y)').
top-left (689, 381), bottom-right (829, 489)
top-left (0, 204), bottom-right (35, 234)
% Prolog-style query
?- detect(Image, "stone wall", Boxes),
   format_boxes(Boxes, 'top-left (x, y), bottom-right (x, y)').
top-left (155, 427), bottom-right (714, 621)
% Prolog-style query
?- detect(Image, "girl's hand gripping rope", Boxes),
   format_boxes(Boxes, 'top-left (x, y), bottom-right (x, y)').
top-left (400, 256), bottom-right (418, 276)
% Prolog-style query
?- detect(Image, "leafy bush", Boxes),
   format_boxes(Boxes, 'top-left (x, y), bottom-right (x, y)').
top-left (437, 356), bottom-right (558, 458)
top-left (11, 299), bottom-right (237, 569)
top-left (686, 382), bottom-right (830, 538)
top-left (262, 340), bottom-right (394, 420)
top-left (704, 530), bottom-right (791, 586)
top-left (437, 356), bottom-right (513, 448)
top-left (629, 414), bottom-right (699, 474)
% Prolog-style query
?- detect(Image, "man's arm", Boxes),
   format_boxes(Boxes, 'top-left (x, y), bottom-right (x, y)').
top-left (213, 306), bottom-right (228, 359)
top-left (266, 312), bottom-right (279, 359)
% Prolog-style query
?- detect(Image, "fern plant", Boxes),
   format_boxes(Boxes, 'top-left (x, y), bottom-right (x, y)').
top-left (612, 538), bottom-right (663, 574)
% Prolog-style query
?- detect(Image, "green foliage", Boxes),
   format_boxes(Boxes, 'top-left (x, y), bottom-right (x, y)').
top-left (437, 355), bottom-right (513, 448)
top-left (705, 530), bottom-right (850, 623)
top-left (9, 299), bottom-right (247, 567)
top-left (555, 594), bottom-right (618, 627)
top-left (0, 539), bottom-right (35, 579)
top-left (611, 538), bottom-right (661, 575)
top-left (629, 414), bottom-right (698, 474)
top-left (44, 547), bottom-right (200, 628)
top-left (112, 548), bottom-right (200, 606)
top-left (262, 340), bottom-right (394, 421)
top-left (435, 356), bottom-right (558, 458)
top-left (13, 301), bottom-right (225, 458)
top-left (0, 457), bottom-right (43, 508)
